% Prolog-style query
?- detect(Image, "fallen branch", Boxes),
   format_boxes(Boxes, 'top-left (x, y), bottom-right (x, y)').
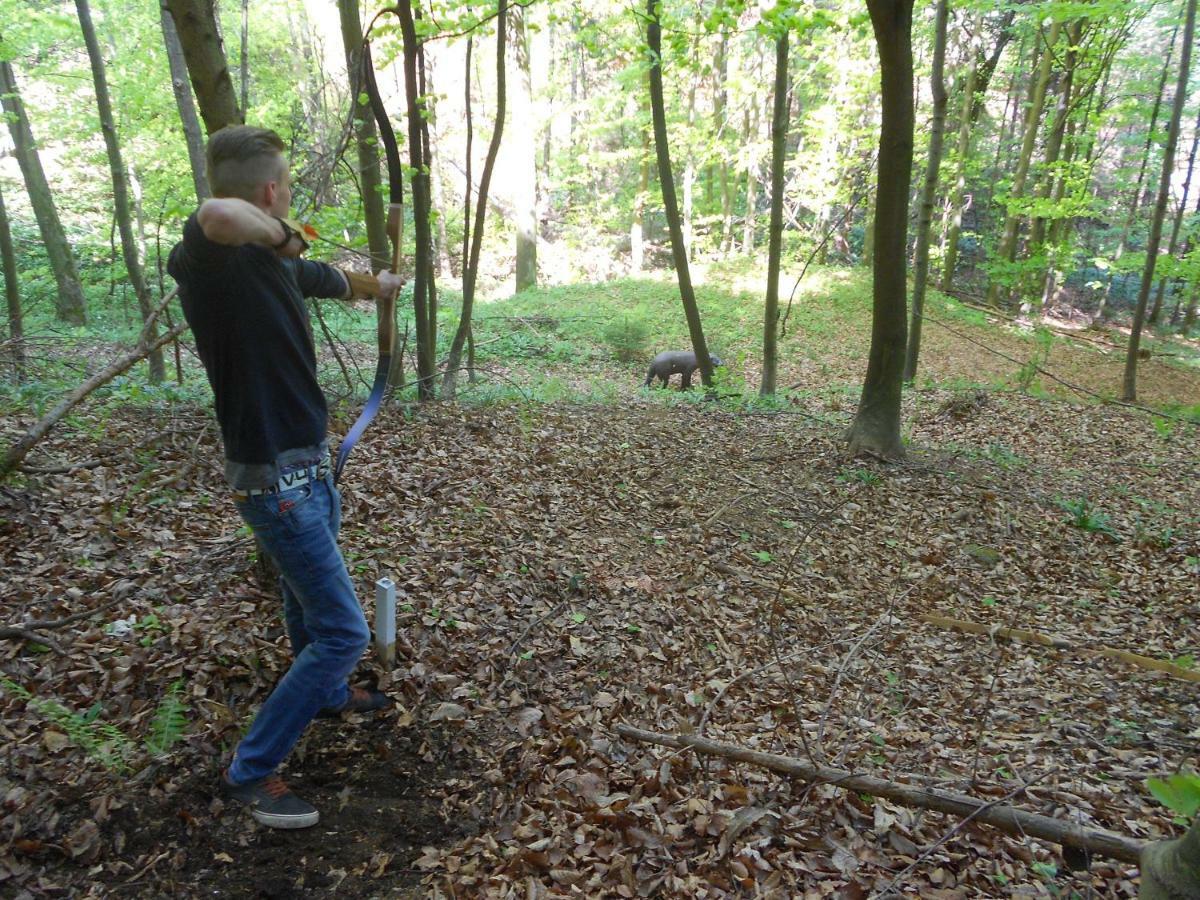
top-left (921, 613), bottom-right (1200, 684)
top-left (614, 724), bottom-right (1147, 864)
top-left (1, 292), bottom-right (188, 478)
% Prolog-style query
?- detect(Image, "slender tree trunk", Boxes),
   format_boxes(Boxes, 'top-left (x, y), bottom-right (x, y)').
top-left (163, 0), bottom-right (242, 134)
top-left (904, 0), bottom-right (948, 384)
top-left (761, 28), bottom-right (789, 398)
top-left (1123, 0), bottom-right (1195, 402)
top-left (396, 0), bottom-right (438, 399)
top-left (159, 2), bottom-right (209, 201)
top-left (986, 20), bottom-right (1060, 307)
top-left (846, 0), bottom-right (914, 459)
top-left (511, 8), bottom-right (537, 292)
top-left (0, 182), bottom-right (25, 377)
top-left (1028, 21), bottom-right (1081, 253)
top-left (239, 0), bottom-right (248, 114)
top-left (76, 0), bottom-right (164, 382)
top-left (647, 0), bottom-right (713, 390)
top-left (0, 58), bottom-right (87, 326)
top-left (1100, 23), bottom-right (1179, 319)
top-left (1150, 104), bottom-right (1200, 324)
top-left (442, 6), bottom-right (507, 400)
top-left (337, 0), bottom-right (389, 274)
top-left (939, 55), bottom-right (977, 292)
top-left (632, 130), bottom-right (649, 272)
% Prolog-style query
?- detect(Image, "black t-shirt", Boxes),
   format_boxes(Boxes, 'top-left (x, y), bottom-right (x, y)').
top-left (167, 213), bottom-right (346, 486)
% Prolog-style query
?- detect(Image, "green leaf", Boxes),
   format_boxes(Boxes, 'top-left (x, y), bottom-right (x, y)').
top-left (1147, 773), bottom-right (1200, 817)
top-left (571, 612), bottom-right (586, 624)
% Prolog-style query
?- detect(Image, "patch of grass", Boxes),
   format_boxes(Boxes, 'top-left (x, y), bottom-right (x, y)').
top-left (1056, 497), bottom-right (1117, 538)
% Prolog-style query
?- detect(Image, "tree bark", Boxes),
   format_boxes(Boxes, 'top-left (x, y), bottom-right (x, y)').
top-left (337, 0), bottom-right (389, 274)
top-left (163, 0), bottom-right (243, 134)
top-left (394, 0), bottom-right (438, 400)
top-left (1149, 104), bottom-right (1200, 325)
top-left (904, 0), bottom-right (948, 385)
top-left (442, 5), bottom-right (507, 400)
top-left (76, 0), bottom-right (164, 384)
top-left (1123, 0), bottom-right (1196, 402)
top-left (239, 0), bottom-right (248, 114)
top-left (845, 0), bottom-right (914, 460)
top-left (986, 20), bottom-right (1060, 308)
top-left (761, 29), bottom-right (789, 398)
top-left (510, 8), bottom-right (537, 292)
top-left (0, 181), bottom-right (25, 377)
top-left (1140, 817), bottom-right (1200, 899)
top-left (1100, 23), bottom-right (1179, 319)
top-left (631, 130), bottom-right (649, 272)
top-left (614, 725), bottom-right (1147, 865)
top-left (0, 58), bottom-right (87, 326)
top-left (646, 0), bottom-right (713, 390)
top-left (158, 4), bottom-right (209, 201)
top-left (939, 55), bottom-right (977, 292)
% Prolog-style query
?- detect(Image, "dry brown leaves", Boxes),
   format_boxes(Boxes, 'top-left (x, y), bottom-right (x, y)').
top-left (0, 375), bottom-right (1197, 897)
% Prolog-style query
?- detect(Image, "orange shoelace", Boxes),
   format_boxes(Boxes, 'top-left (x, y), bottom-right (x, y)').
top-left (260, 776), bottom-right (291, 799)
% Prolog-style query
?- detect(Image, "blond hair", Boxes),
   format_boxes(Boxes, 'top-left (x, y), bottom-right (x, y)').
top-left (205, 125), bottom-right (286, 201)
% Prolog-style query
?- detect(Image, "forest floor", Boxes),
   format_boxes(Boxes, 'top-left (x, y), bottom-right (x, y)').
top-left (1, 277), bottom-right (1198, 898)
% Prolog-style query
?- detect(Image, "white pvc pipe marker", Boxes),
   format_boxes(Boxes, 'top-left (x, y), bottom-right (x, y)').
top-left (375, 577), bottom-right (397, 667)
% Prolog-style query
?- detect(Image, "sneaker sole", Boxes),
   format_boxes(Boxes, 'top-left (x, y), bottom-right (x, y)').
top-left (250, 807), bottom-right (320, 829)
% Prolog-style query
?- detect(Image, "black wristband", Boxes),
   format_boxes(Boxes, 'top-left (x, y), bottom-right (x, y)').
top-left (271, 217), bottom-right (295, 251)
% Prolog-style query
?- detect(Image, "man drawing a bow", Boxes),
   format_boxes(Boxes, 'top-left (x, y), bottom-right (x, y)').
top-left (168, 125), bottom-right (402, 829)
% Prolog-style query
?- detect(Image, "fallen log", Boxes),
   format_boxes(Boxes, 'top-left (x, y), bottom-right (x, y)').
top-left (921, 613), bottom-right (1200, 684)
top-left (615, 723), bottom-right (1147, 865)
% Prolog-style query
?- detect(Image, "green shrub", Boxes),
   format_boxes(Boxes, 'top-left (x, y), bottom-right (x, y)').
top-left (603, 316), bottom-right (651, 363)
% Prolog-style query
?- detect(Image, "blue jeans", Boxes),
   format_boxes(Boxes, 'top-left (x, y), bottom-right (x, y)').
top-left (227, 469), bottom-right (369, 784)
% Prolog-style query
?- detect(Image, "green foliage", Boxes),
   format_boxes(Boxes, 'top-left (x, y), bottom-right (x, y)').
top-left (0, 675), bottom-right (190, 770)
top-left (1056, 497), bottom-right (1117, 538)
top-left (1147, 771), bottom-right (1200, 819)
top-left (602, 316), bottom-right (651, 363)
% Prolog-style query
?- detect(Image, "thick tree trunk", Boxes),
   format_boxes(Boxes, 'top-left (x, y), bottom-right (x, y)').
top-left (0, 59), bottom-right (87, 326)
top-left (1123, 0), bottom-right (1196, 401)
top-left (159, 3), bottom-right (209, 201)
top-left (0, 182), bottom-right (24, 377)
top-left (1140, 818), bottom-right (1200, 899)
top-left (904, 0), bottom-right (948, 384)
top-left (163, 0), bottom-right (242, 134)
top-left (986, 20), bottom-right (1060, 308)
top-left (646, 0), bottom-right (713, 390)
top-left (337, 0), bottom-right (389, 274)
top-left (77, 0), bottom-right (164, 384)
top-left (442, 6), bottom-right (507, 400)
top-left (511, 8), bottom-right (537, 292)
top-left (761, 30), bottom-right (789, 398)
top-left (845, 0), bottom-right (914, 460)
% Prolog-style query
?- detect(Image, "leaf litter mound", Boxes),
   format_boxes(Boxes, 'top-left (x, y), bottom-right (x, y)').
top-left (0, 383), bottom-right (1197, 898)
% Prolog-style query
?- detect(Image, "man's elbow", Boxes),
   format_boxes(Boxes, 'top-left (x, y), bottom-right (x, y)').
top-left (197, 200), bottom-right (239, 245)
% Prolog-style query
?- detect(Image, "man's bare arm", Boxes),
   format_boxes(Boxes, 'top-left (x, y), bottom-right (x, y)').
top-left (197, 199), bottom-right (302, 256)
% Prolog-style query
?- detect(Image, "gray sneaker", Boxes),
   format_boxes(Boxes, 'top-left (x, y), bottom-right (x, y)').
top-left (220, 769), bottom-right (319, 829)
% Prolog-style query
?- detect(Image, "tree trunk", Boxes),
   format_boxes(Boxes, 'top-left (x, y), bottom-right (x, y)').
top-left (0, 58), bottom-right (87, 326)
top-left (761, 29), bottom-right (789, 398)
top-left (0, 182), bottom-right (25, 377)
top-left (846, 0), bottom-right (914, 460)
top-left (394, 0), bottom-right (438, 400)
top-left (337, 0), bottom-right (389, 274)
top-left (239, 0), bottom-right (248, 114)
top-left (743, 101), bottom-right (757, 254)
top-left (647, 0), bottom-right (713, 390)
top-left (1150, 104), bottom-right (1200, 325)
top-left (986, 20), bottom-right (1060, 308)
top-left (1028, 21), bottom-right (1081, 254)
top-left (511, 8), bottom-right (537, 292)
top-left (163, 0), bottom-right (242, 134)
top-left (1123, 0), bottom-right (1195, 402)
top-left (159, 3), bottom-right (209, 201)
top-left (1099, 23), bottom-right (1179, 319)
top-left (76, 0), bottom-right (164, 383)
top-left (442, 6), bottom-right (507, 400)
top-left (631, 130), bottom-right (649, 272)
top-left (904, 0), bottom-right (948, 385)
top-left (939, 54), bottom-right (977, 292)
top-left (1140, 817), bottom-right (1200, 900)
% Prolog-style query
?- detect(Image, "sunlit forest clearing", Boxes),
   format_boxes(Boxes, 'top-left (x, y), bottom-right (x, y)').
top-left (0, 0), bottom-right (1198, 896)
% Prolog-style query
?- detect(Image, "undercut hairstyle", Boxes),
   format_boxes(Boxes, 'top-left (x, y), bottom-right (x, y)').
top-left (205, 126), bottom-right (287, 201)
